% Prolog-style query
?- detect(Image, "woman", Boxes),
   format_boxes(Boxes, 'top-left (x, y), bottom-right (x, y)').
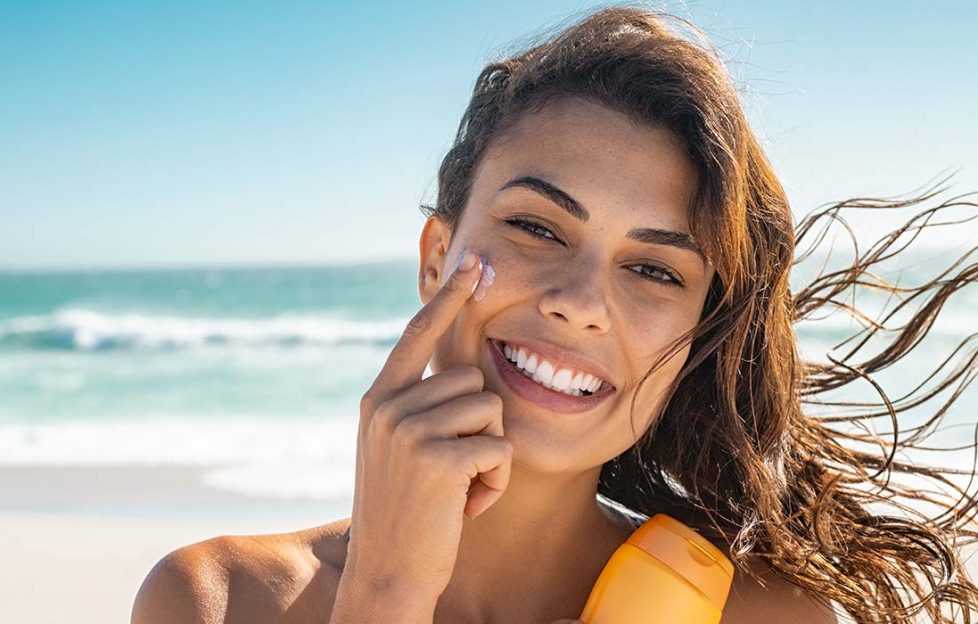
top-left (132, 6), bottom-right (978, 623)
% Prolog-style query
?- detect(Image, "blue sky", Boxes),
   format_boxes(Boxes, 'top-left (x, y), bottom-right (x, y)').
top-left (2, 0), bottom-right (976, 269)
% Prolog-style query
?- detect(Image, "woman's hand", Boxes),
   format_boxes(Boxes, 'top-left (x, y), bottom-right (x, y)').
top-left (344, 250), bottom-right (513, 605)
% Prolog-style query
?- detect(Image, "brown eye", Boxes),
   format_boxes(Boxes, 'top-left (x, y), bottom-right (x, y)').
top-left (630, 264), bottom-right (684, 288)
top-left (505, 217), bottom-right (562, 243)
top-left (507, 217), bottom-right (683, 288)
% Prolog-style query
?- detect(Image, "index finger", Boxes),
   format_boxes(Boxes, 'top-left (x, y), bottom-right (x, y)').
top-left (372, 249), bottom-right (484, 396)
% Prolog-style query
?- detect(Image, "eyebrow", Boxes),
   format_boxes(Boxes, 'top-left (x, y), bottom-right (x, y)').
top-left (498, 175), bottom-right (706, 264)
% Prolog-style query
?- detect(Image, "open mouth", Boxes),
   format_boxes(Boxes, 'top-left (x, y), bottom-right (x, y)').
top-left (489, 338), bottom-right (615, 398)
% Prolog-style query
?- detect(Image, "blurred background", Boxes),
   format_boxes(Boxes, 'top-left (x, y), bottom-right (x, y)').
top-left (2, 1), bottom-right (977, 621)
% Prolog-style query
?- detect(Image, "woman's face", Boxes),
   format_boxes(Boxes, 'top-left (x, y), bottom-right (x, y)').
top-left (419, 96), bottom-right (716, 475)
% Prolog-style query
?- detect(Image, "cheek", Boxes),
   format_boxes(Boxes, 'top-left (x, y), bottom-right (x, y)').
top-left (478, 244), bottom-right (553, 293)
top-left (494, 242), bottom-right (537, 272)
top-left (621, 327), bottom-right (694, 416)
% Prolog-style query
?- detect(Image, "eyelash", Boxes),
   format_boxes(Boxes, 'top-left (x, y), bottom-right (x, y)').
top-left (504, 217), bottom-right (685, 288)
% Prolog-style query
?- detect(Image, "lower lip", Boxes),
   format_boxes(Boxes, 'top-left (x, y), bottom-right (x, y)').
top-left (487, 339), bottom-right (615, 414)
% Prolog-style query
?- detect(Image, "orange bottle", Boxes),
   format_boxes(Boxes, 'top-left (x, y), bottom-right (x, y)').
top-left (578, 513), bottom-right (734, 624)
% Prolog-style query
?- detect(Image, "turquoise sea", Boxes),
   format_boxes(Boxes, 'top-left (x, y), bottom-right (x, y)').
top-left (1, 249), bottom-right (976, 510)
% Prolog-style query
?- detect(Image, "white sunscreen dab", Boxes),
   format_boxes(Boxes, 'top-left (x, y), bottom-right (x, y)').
top-left (450, 248), bottom-right (495, 300)
top-left (473, 254), bottom-right (495, 301)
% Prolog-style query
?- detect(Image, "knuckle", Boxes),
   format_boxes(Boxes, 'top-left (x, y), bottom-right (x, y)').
top-left (449, 363), bottom-right (484, 388)
top-left (481, 390), bottom-right (503, 411)
top-left (359, 390), bottom-right (378, 415)
top-left (392, 414), bottom-right (425, 445)
top-left (403, 310), bottom-right (432, 338)
top-left (370, 399), bottom-right (401, 433)
top-left (498, 436), bottom-right (514, 456)
top-left (465, 364), bottom-right (485, 387)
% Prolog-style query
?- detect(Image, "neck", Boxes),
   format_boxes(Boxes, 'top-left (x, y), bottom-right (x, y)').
top-left (433, 463), bottom-right (636, 624)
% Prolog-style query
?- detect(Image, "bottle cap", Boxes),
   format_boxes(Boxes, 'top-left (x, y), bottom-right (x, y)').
top-left (626, 513), bottom-right (734, 611)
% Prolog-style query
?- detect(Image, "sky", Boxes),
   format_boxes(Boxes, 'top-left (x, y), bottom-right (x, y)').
top-left (2, 0), bottom-right (977, 270)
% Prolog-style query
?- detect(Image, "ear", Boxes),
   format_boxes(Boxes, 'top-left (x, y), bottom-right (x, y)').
top-left (418, 215), bottom-right (454, 306)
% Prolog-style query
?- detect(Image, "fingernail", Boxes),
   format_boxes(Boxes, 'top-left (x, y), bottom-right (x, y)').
top-left (460, 251), bottom-right (478, 271)
top-left (450, 248), bottom-right (478, 274)
top-left (472, 255), bottom-right (494, 301)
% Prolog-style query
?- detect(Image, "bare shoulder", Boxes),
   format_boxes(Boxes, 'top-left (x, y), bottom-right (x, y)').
top-left (720, 557), bottom-right (842, 624)
top-left (131, 518), bottom-right (352, 624)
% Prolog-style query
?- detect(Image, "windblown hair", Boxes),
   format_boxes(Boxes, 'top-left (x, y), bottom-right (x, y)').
top-left (418, 4), bottom-right (978, 622)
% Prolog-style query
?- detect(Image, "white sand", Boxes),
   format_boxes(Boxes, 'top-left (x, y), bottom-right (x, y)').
top-left (0, 464), bottom-right (350, 623)
top-left (3, 465), bottom-right (978, 623)
top-left (0, 511), bottom-right (228, 623)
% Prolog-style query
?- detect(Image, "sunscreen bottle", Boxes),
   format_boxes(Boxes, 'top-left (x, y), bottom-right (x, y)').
top-left (578, 513), bottom-right (734, 624)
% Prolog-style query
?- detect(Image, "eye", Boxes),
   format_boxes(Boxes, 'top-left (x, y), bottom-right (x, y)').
top-left (505, 217), bottom-right (563, 243)
top-left (505, 217), bottom-right (684, 288)
top-left (629, 263), bottom-right (684, 288)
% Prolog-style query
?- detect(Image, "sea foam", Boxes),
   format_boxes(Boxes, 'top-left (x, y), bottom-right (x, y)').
top-left (0, 416), bottom-right (359, 501)
top-left (0, 307), bottom-right (409, 351)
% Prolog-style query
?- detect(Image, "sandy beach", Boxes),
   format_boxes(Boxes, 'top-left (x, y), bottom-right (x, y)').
top-left (5, 464), bottom-right (978, 623)
top-left (1, 510), bottom-right (228, 623)
top-left (0, 464), bottom-right (352, 623)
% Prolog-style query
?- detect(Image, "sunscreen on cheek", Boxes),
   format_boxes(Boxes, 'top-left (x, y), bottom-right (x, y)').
top-left (473, 254), bottom-right (495, 302)
top-left (448, 248), bottom-right (492, 298)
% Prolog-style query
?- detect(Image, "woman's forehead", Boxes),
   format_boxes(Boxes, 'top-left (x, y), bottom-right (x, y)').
top-left (476, 101), bottom-right (699, 234)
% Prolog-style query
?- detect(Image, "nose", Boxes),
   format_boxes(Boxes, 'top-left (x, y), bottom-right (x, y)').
top-left (537, 255), bottom-right (612, 333)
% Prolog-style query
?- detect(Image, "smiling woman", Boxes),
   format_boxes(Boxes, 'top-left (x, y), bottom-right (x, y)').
top-left (412, 7), bottom-right (978, 622)
top-left (133, 5), bottom-right (978, 624)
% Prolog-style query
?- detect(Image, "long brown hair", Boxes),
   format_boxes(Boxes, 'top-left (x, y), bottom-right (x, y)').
top-left (418, 4), bottom-right (978, 621)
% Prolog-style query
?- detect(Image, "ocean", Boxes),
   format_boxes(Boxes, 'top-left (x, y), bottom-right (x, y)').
top-left (1, 249), bottom-right (976, 516)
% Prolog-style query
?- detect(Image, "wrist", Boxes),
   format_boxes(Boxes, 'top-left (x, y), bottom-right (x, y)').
top-left (330, 566), bottom-right (439, 624)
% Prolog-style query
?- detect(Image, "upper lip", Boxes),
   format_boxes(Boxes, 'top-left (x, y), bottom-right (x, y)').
top-left (493, 337), bottom-right (616, 389)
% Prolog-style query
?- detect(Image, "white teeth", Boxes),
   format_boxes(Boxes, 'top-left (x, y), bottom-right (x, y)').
top-left (550, 368), bottom-right (573, 391)
top-left (533, 360), bottom-right (555, 387)
top-left (582, 373), bottom-right (595, 391)
top-left (571, 371), bottom-right (585, 390)
top-left (500, 341), bottom-right (606, 397)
